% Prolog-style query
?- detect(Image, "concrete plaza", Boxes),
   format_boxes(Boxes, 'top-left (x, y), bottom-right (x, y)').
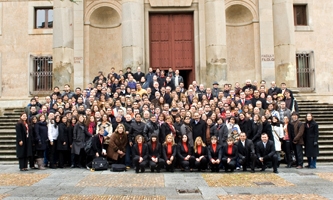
top-left (0, 164), bottom-right (333, 200)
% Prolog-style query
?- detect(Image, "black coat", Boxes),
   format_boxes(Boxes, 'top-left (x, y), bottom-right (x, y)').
top-left (213, 123), bottom-right (228, 145)
top-left (16, 122), bottom-right (33, 158)
top-left (177, 143), bottom-right (193, 160)
top-left (133, 72), bottom-right (145, 82)
top-left (35, 121), bottom-right (48, 151)
top-left (57, 123), bottom-right (69, 151)
top-left (129, 121), bottom-right (146, 143)
top-left (256, 140), bottom-right (276, 159)
top-left (90, 135), bottom-right (104, 156)
top-left (236, 139), bottom-right (255, 159)
top-left (72, 123), bottom-right (91, 155)
top-left (262, 121), bottom-right (273, 142)
top-left (250, 121), bottom-right (263, 144)
top-left (160, 123), bottom-right (173, 144)
top-left (238, 119), bottom-right (252, 137)
top-left (193, 146), bottom-right (208, 159)
top-left (162, 144), bottom-right (177, 160)
top-left (207, 144), bottom-right (222, 160)
top-left (304, 120), bottom-right (319, 157)
top-left (143, 120), bottom-right (160, 142)
top-left (221, 145), bottom-right (238, 161)
top-left (190, 119), bottom-right (207, 143)
top-left (268, 87), bottom-right (282, 96)
top-left (132, 143), bottom-right (149, 160)
top-left (147, 141), bottom-right (162, 160)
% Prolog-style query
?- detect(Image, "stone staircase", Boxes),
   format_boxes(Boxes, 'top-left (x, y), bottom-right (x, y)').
top-left (0, 101), bottom-right (332, 164)
top-left (0, 108), bottom-right (22, 165)
top-left (297, 100), bottom-right (333, 163)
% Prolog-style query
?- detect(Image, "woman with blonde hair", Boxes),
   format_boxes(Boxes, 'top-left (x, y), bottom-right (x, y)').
top-left (162, 134), bottom-right (177, 172)
top-left (191, 136), bottom-right (208, 172)
top-left (107, 124), bottom-right (128, 164)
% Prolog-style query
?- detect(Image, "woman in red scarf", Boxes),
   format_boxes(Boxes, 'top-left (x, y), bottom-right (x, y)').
top-left (207, 136), bottom-right (222, 172)
top-left (221, 137), bottom-right (238, 172)
top-left (147, 133), bottom-right (164, 173)
top-left (16, 113), bottom-right (33, 171)
top-left (132, 135), bottom-right (148, 173)
top-left (160, 115), bottom-right (176, 144)
top-left (162, 134), bottom-right (177, 172)
top-left (192, 137), bottom-right (208, 172)
top-left (177, 134), bottom-right (194, 172)
top-left (86, 115), bottom-right (96, 135)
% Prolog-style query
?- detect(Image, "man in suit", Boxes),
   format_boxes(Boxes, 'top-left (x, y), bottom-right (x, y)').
top-left (256, 133), bottom-right (279, 173)
top-left (268, 81), bottom-right (282, 96)
top-left (236, 132), bottom-right (256, 172)
top-left (171, 70), bottom-right (184, 87)
top-left (133, 67), bottom-right (145, 82)
top-left (212, 82), bottom-right (221, 98)
top-left (237, 92), bottom-right (251, 107)
top-left (190, 112), bottom-right (207, 143)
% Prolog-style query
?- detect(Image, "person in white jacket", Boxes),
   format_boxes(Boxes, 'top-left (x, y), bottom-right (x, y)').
top-left (47, 114), bottom-right (60, 168)
top-left (271, 116), bottom-right (284, 162)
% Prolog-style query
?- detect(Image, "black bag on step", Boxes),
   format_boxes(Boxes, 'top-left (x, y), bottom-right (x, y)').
top-left (92, 157), bottom-right (109, 170)
top-left (111, 164), bottom-right (126, 172)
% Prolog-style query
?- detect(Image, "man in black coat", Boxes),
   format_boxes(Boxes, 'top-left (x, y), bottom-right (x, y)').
top-left (268, 81), bottom-right (282, 96)
top-left (256, 133), bottom-right (279, 173)
top-left (129, 114), bottom-right (146, 146)
top-left (236, 132), bottom-right (256, 172)
top-left (133, 67), bottom-right (145, 82)
top-left (190, 112), bottom-right (206, 143)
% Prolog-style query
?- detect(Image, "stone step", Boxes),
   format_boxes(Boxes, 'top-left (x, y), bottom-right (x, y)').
top-left (0, 126), bottom-right (16, 129)
top-left (0, 122), bottom-right (17, 126)
top-left (316, 157), bottom-right (333, 162)
top-left (0, 139), bottom-right (16, 144)
top-left (0, 155), bottom-right (17, 160)
top-left (0, 129), bottom-right (16, 134)
top-left (0, 144), bottom-right (16, 149)
top-left (0, 149), bottom-right (16, 154)
top-left (0, 161), bottom-right (18, 165)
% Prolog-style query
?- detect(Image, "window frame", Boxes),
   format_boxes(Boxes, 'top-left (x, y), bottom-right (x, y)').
top-left (295, 51), bottom-right (315, 91)
top-left (34, 7), bottom-right (53, 29)
top-left (293, 4), bottom-right (307, 26)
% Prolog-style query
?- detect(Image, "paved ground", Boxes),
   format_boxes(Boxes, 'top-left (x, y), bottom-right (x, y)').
top-left (0, 164), bottom-right (333, 200)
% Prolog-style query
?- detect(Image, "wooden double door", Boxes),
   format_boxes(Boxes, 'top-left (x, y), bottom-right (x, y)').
top-left (149, 13), bottom-right (195, 87)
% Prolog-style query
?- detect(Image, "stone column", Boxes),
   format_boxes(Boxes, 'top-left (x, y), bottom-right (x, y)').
top-left (205, 0), bottom-right (227, 86)
top-left (122, 0), bottom-right (144, 72)
top-left (259, 0), bottom-right (275, 83)
top-left (73, 0), bottom-right (84, 88)
top-left (273, 0), bottom-right (297, 87)
top-left (53, 0), bottom-right (74, 88)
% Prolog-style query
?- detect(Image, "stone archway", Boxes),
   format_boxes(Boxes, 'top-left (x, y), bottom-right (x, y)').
top-left (225, 4), bottom-right (259, 83)
top-left (85, 4), bottom-right (122, 83)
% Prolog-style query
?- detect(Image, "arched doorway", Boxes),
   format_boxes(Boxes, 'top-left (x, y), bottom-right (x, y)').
top-left (226, 4), bottom-right (258, 83)
top-left (86, 5), bottom-right (122, 81)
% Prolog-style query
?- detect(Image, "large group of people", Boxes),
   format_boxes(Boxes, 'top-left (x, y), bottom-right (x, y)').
top-left (16, 66), bottom-right (319, 173)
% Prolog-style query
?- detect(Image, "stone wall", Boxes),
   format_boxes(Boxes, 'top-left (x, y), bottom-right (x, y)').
top-left (0, 2), bottom-right (53, 100)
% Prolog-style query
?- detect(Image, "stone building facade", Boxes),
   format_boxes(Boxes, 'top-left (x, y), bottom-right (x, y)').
top-left (0, 0), bottom-right (332, 107)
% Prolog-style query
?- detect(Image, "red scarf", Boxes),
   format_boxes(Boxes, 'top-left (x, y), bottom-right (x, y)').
top-left (152, 142), bottom-right (156, 151)
top-left (167, 143), bottom-right (172, 158)
top-left (138, 143), bottom-right (143, 157)
top-left (212, 143), bottom-right (217, 152)
top-left (88, 122), bottom-right (95, 135)
top-left (182, 142), bottom-right (188, 153)
top-left (99, 135), bottom-right (103, 144)
top-left (23, 122), bottom-right (29, 138)
top-left (168, 123), bottom-right (176, 138)
top-left (197, 145), bottom-right (202, 155)
top-left (227, 145), bottom-right (233, 155)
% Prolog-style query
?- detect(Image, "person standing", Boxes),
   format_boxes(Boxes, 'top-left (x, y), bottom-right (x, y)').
top-left (132, 135), bottom-right (148, 173)
top-left (291, 112), bottom-right (305, 169)
top-left (72, 115), bottom-right (91, 168)
top-left (57, 116), bottom-right (69, 168)
top-left (304, 113), bottom-right (319, 169)
top-left (16, 113), bottom-right (33, 171)
top-left (35, 114), bottom-right (48, 170)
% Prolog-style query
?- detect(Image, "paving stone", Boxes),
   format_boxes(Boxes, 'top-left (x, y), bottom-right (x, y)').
top-left (218, 194), bottom-right (328, 200)
top-left (77, 174), bottom-right (164, 187)
top-left (202, 173), bottom-right (294, 187)
top-left (0, 174), bottom-right (49, 186)
top-left (104, 187), bottom-right (133, 195)
top-left (79, 187), bottom-right (108, 195)
top-left (58, 194), bottom-right (166, 200)
top-left (154, 187), bottom-right (178, 196)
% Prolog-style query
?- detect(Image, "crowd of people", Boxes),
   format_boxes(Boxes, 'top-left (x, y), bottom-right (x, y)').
top-left (16, 66), bottom-right (319, 173)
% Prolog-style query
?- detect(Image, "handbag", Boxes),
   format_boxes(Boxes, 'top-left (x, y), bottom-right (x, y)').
top-left (111, 164), bottom-right (127, 172)
top-left (92, 157), bottom-right (109, 170)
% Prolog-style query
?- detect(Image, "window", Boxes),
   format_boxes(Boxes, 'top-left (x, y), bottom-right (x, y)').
top-left (293, 5), bottom-right (307, 26)
top-left (35, 7), bottom-right (53, 29)
top-left (296, 52), bottom-right (314, 88)
top-left (31, 56), bottom-right (53, 92)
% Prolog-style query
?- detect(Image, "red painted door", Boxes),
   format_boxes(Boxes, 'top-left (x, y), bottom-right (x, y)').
top-left (149, 13), bottom-right (195, 86)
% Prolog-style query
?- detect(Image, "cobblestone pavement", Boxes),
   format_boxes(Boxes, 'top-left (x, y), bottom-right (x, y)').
top-left (0, 164), bottom-right (333, 200)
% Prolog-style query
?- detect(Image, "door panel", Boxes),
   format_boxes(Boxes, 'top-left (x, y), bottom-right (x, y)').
top-left (149, 13), bottom-right (194, 83)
